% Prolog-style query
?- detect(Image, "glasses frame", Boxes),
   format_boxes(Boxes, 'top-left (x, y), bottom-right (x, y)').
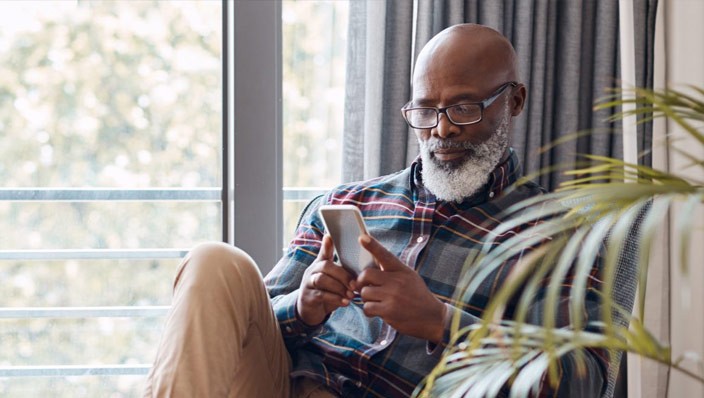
top-left (401, 81), bottom-right (518, 129)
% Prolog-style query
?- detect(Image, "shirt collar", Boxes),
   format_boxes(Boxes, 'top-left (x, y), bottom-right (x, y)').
top-left (410, 147), bottom-right (522, 203)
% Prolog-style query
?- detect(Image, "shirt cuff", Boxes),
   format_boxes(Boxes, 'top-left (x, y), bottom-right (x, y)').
top-left (273, 290), bottom-right (326, 339)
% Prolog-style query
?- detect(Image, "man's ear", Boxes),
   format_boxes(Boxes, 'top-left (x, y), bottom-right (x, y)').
top-left (510, 84), bottom-right (527, 116)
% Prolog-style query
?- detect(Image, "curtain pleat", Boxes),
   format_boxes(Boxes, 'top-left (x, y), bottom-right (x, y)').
top-left (342, 0), bottom-right (414, 182)
top-left (342, 0), bottom-right (368, 180)
top-left (633, 0), bottom-right (659, 167)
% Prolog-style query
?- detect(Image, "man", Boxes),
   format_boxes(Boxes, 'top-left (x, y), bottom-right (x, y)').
top-left (145, 24), bottom-right (606, 397)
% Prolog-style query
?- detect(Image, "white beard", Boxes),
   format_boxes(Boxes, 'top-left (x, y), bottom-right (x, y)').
top-left (419, 102), bottom-right (511, 202)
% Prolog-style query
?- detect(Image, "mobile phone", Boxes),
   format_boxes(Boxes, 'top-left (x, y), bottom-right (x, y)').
top-left (318, 205), bottom-right (376, 276)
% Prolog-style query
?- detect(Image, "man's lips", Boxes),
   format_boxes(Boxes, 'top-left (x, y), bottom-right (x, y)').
top-left (432, 148), bottom-right (468, 161)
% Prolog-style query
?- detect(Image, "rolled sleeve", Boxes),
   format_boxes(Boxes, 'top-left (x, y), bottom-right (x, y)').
top-left (427, 303), bottom-right (481, 355)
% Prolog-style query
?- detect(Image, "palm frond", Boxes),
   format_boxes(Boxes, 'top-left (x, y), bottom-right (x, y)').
top-left (596, 86), bottom-right (704, 146)
top-left (417, 317), bottom-right (701, 398)
top-left (418, 84), bottom-right (704, 397)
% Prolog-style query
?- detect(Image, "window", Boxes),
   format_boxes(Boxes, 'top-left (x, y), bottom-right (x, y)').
top-left (0, 1), bottom-right (222, 395)
top-left (0, 1), bottom-right (347, 396)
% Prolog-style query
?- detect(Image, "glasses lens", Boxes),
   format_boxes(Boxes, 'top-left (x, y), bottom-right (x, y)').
top-left (447, 104), bottom-right (481, 124)
top-left (405, 108), bottom-right (437, 128)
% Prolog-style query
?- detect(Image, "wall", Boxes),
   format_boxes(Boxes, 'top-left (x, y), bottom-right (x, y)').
top-left (629, 1), bottom-right (704, 397)
top-left (664, 0), bottom-right (704, 396)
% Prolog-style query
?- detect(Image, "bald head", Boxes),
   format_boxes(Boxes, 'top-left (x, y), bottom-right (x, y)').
top-left (412, 24), bottom-right (520, 98)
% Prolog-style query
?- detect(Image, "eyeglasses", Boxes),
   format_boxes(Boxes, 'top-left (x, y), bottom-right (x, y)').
top-left (401, 82), bottom-right (517, 129)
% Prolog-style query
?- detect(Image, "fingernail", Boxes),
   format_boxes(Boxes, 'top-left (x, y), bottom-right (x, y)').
top-left (359, 235), bottom-right (371, 245)
top-left (349, 280), bottom-right (356, 290)
top-left (341, 298), bottom-right (350, 305)
top-left (347, 290), bottom-right (354, 299)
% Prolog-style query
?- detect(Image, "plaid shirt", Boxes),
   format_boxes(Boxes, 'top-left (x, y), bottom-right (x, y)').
top-left (264, 150), bottom-right (607, 397)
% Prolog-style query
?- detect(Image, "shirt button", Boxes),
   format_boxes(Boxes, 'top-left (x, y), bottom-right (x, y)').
top-left (285, 326), bottom-right (292, 333)
top-left (356, 381), bottom-right (363, 388)
top-left (489, 192), bottom-right (495, 198)
top-left (416, 236), bottom-right (424, 243)
top-left (380, 339), bottom-right (388, 346)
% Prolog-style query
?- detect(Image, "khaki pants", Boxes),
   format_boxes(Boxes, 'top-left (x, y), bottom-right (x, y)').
top-left (144, 242), bottom-right (336, 398)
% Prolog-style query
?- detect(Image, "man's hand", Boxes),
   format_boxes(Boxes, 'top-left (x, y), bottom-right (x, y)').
top-left (297, 234), bottom-right (356, 326)
top-left (356, 235), bottom-right (447, 343)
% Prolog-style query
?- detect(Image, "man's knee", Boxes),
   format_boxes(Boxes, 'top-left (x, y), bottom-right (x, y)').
top-left (175, 242), bottom-right (263, 291)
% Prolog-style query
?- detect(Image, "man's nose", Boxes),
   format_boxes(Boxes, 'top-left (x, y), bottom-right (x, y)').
top-left (433, 113), bottom-right (459, 138)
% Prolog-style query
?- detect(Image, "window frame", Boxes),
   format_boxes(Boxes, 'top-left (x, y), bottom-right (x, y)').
top-left (228, 0), bottom-right (284, 274)
top-left (0, 1), bottom-right (333, 383)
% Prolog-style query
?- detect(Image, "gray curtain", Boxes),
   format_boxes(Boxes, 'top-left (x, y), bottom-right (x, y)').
top-left (343, 0), bottom-right (415, 181)
top-left (343, 0), bottom-right (657, 191)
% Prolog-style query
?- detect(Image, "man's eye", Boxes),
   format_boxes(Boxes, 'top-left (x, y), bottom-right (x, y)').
top-left (415, 109), bottom-right (436, 118)
top-left (452, 105), bottom-right (476, 115)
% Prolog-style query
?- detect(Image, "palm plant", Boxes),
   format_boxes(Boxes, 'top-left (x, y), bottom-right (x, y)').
top-left (416, 86), bottom-right (704, 397)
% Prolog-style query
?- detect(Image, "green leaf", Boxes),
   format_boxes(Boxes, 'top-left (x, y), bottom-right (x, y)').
top-left (420, 84), bottom-right (704, 398)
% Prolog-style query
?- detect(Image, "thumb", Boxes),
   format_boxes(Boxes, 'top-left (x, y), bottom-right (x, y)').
top-left (318, 234), bottom-right (334, 260)
top-left (359, 234), bottom-right (406, 272)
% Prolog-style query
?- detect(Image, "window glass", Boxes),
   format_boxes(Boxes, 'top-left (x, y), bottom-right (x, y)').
top-left (0, 1), bottom-right (222, 396)
top-left (0, 1), bottom-right (222, 188)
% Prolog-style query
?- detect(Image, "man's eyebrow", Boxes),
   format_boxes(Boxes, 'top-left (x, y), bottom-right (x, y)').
top-left (446, 93), bottom-right (483, 103)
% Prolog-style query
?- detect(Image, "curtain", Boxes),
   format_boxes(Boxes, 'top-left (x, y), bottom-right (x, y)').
top-left (343, 0), bottom-right (415, 181)
top-left (343, 0), bottom-right (657, 191)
